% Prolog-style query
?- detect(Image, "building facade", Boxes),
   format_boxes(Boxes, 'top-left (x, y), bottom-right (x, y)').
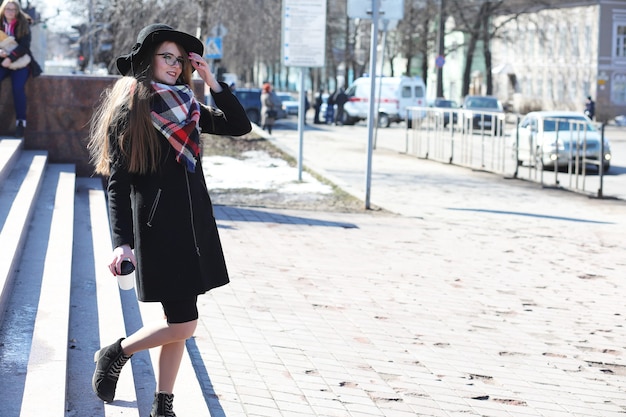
top-left (491, 0), bottom-right (626, 122)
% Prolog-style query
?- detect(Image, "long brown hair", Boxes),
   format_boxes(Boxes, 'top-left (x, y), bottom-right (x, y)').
top-left (88, 41), bottom-right (194, 176)
top-left (0, 0), bottom-right (31, 39)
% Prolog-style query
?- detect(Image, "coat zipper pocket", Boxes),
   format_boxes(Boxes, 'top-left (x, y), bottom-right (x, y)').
top-left (147, 188), bottom-right (162, 227)
top-left (184, 170), bottom-right (201, 257)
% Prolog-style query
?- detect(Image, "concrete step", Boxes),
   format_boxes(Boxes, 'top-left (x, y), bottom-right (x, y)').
top-left (0, 140), bottom-right (213, 416)
top-left (0, 160), bottom-right (75, 417)
top-left (0, 138), bottom-right (22, 185)
top-left (0, 148), bottom-right (48, 326)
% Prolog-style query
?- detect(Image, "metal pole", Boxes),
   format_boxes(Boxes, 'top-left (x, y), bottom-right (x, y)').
top-left (365, 0), bottom-right (380, 210)
top-left (599, 122), bottom-right (605, 197)
top-left (374, 19), bottom-right (389, 150)
top-left (436, 0), bottom-right (445, 98)
top-left (88, 0), bottom-right (93, 73)
top-left (513, 115), bottom-right (519, 178)
top-left (297, 68), bottom-right (306, 181)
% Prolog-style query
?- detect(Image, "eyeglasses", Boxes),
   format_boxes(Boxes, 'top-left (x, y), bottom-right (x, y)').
top-left (156, 53), bottom-right (184, 68)
top-left (5, 7), bottom-right (18, 12)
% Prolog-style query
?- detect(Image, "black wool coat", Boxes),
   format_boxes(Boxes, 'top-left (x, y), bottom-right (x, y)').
top-left (107, 83), bottom-right (251, 302)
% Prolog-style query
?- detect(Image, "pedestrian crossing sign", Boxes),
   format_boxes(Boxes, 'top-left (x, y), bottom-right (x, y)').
top-left (204, 37), bottom-right (223, 59)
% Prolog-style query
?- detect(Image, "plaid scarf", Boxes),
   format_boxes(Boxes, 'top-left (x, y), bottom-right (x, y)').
top-left (3, 20), bottom-right (16, 36)
top-left (151, 82), bottom-right (201, 172)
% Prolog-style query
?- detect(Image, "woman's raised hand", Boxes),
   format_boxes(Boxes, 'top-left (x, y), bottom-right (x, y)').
top-left (188, 52), bottom-right (222, 92)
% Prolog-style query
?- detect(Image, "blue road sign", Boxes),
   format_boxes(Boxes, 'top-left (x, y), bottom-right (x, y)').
top-left (205, 37), bottom-right (223, 59)
top-left (435, 55), bottom-right (445, 68)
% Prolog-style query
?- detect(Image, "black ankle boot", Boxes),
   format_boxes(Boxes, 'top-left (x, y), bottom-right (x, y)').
top-left (92, 337), bottom-right (132, 402)
top-left (15, 121), bottom-right (24, 138)
top-left (150, 392), bottom-right (176, 417)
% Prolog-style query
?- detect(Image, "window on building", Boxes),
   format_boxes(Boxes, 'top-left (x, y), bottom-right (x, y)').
top-left (559, 26), bottom-right (567, 58)
top-left (569, 80), bottom-right (577, 102)
top-left (555, 79), bottom-right (564, 102)
top-left (616, 24), bottom-right (626, 58)
top-left (572, 27), bottom-right (579, 57)
top-left (535, 76), bottom-right (543, 99)
top-left (611, 73), bottom-right (626, 104)
top-left (546, 27), bottom-right (554, 57)
top-left (548, 79), bottom-right (554, 102)
top-left (519, 76), bottom-right (527, 95)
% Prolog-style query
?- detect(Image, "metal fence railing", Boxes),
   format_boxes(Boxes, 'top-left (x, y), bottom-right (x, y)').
top-left (404, 107), bottom-right (611, 198)
top-left (405, 106), bottom-right (512, 175)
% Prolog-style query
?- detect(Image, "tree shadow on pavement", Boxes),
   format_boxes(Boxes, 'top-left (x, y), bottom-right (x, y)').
top-left (214, 205), bottom-right (358, 229)
top-left (448, 207), bottom-right (615, 224)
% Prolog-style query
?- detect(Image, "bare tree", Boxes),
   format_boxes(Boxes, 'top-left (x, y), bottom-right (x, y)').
top-left (391, 0), bottom-right (439, 84)
top-left (448, 0), bottom-right (552, 97)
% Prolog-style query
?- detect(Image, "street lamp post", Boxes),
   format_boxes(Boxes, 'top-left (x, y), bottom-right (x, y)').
top-left (436, 0), bottom-right (445, 98)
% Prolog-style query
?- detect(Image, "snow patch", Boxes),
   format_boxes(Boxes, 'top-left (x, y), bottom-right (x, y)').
top-left (202, 150), bottom-right (333, 194)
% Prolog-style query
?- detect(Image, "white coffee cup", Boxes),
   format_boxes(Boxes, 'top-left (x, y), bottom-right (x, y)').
top-left (117, 273), bottom-right (135, 290)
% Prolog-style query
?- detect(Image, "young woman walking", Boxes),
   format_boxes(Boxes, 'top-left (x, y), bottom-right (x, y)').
top-left (88, 24), bottom-right (251, 416)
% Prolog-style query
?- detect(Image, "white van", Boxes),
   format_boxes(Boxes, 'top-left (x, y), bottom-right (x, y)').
top-left (342, 76), bottom-right (426, 127)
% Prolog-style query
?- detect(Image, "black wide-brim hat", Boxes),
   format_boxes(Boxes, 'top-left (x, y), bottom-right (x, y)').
top-left (116, 23), bottom-right (204, 76)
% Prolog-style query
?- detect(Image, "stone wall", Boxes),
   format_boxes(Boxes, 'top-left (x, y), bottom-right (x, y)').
top-left (0, 75), bottom-right (205, 176)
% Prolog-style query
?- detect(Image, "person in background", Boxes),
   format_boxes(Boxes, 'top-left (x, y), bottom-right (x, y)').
top-left (333, 87), bottom-right (348, 126)
top-left (304, 93), bottom-right (310, 125)
top-left (0, 0), bottom-right (42, 137)
top-left (313, 88), bottom-right (324, 124)
top-left (261, 82), bottom-right (277, 134)
top-left (585, 96), bottom-right (595, 120)
top-left (87, 24), bottom-right (251, 417)
top-left (325, 89), bottom-right (335, 124)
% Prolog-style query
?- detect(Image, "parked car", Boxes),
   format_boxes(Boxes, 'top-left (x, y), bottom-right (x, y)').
top-left (515, 111), bottom-right (611, 172)
top-left (232, 88), bottom-right (262, 124)
top-left (276, 92), bottom-right (299, 116)
top-left (343, 76), bottom-right (427, 127)
top-left (432, 98), bottom-right (459, 127)
top-left (462, 95), bottom-right (505, 134)
top-left (232, 88), bottom-right (285, 125)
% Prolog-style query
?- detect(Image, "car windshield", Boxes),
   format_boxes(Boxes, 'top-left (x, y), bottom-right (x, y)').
top-left (434, 100), bottom-right (456, 108)
top-left (542, 116), bottom-right (596, 132)
top-left (465, 97), bottom-right (499, 109)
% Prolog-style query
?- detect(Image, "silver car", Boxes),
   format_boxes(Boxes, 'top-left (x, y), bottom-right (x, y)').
top-left (515, 111), bottom-right (611, 171)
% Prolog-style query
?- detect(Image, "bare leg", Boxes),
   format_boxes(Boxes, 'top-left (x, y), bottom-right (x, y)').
top-left (156, 340), bottom-right (186, 393)
top-left (120, 319), bottom-right (197, 392)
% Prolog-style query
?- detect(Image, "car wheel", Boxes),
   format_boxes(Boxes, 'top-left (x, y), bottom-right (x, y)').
top-left (247, 109), bottom-right (260, 125)
top-left (378, 113), bottom-right (391, 128)
top-left (343, 115), bottom-right (356, 125)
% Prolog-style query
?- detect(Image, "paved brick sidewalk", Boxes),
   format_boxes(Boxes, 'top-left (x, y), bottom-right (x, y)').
top-left (185, 123), bottom-right (626, 416)
top-left (190, 199), bottom-right (625, 416)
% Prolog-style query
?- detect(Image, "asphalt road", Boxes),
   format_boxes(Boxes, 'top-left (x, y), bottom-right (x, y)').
top-left (271, 117), bottom-right (626, 202)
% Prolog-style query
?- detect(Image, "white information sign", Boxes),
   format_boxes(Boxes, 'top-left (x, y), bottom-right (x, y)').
top-left (282, 0), bottom-right (326, 67)
top-left (347, 0), bottom-right (404, 20)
